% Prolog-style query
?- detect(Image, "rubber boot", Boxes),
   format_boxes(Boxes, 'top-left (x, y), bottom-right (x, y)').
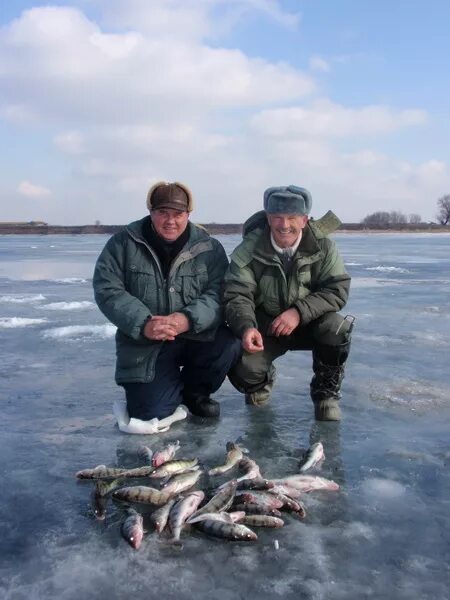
top-left (245, 367), bottom-right (276, 407)
top-left (182, 393), bottom-right (220, 418)
top-left (310, 342), bottom-right (350, 421)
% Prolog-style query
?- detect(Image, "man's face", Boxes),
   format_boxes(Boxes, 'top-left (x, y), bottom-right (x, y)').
top-left (267, 213), bottom-right (309, 248)
top-left (151, 208), bottom-right (189, 241)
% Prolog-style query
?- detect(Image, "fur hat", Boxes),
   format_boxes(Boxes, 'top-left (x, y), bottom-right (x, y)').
top-left (264, 185), bottom-right (312, 215)
top-left (146, 181), bottom-right (193, 212)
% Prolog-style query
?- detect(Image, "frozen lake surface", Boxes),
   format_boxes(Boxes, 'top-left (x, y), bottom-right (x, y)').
top-left (1, 232), bottom-right (449, 600)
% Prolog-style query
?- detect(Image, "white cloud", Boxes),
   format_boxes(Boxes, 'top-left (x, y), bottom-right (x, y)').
top-left (309, 56), bottom-right (330, 72)
top-left (0, 103), bottom-right (37, 124)
top-left (95, 0), bottom-right (300, 39)
top-left (0, 6), bottom-right (313, 128)
top-left (251, 100), bottom-right (428, 138)
top-left (18, 181), bottom-right (51, 198)
top-left (54, 131), bottom-right (85, 154)
top-left (0, 4), bottom-right (445, 226)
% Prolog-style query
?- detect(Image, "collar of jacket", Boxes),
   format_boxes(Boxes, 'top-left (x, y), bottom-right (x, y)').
top-left (125, 217), bottom-right (213, 263)
top-left (251, 223), bottom-right (322, 267)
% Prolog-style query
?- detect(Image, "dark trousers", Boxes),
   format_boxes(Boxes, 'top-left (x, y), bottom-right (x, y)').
top-left (123, 327), bottom-right (242, 420)
top-left (228, 312), bottom-right (351, 393)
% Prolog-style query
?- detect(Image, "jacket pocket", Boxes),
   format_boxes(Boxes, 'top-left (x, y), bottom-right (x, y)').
top-left (126, 265), bottom-right (160, 311)
top-left (180, 264), bottom-right (208, 304)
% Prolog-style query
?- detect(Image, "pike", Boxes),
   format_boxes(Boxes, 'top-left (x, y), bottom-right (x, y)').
top-left (187, 511), bottom-right (246, 525)
top-left (234, 491), bottom-right (284, 510)
top-left (194, 519), bottom-right (258, 541)
top-left (149, 459), bottom-right (198, 479)
top-left (298, 442), bottom-right (325, 472)
top-left (167, 491), bottom-right (205, 545)
top-left (268, 491), bottom-right (306, 518)
top-left (160, 470), bottom-right (202, 496)
top-left (238, 515), bottom-right (284, 528)
top-left (91, 478), bottom-right (124, 521)
top-left (188, 480), bottom-right (237, 520)
top-left (76, 465), bottom-right (129, 480)
top-left (120, 465), bottom-right (155, 478)
top-left (208, 442), bottom-right (245, 476)
top-left (137, 445), bottom-right (153, 465)
top-left (272, 475), bottom-right (339, 493)
top-left (113, 486), bottom-right (173, 506)
top-left (236, 478), bottom-right (274, 491)
top-left (233, 503), bottom-right (283, 518)
top-left (236, 457), bottom-right (262, 482)
top-left (150, 498), bottom-right (177, 533)
top-left (269, 484), bottom-right (303, 499)
top-left (152, 441), bottom-right (180, 468)
top-left (121, 508), bottom-right (144, 550)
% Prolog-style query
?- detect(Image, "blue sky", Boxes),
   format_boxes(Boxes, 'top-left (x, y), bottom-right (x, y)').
top-left (1, 0), bottom-right (449, 224)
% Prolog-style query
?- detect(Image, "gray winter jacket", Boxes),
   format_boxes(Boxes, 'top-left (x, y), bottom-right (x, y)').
top-left (93, 218), bottom-right (228, 383)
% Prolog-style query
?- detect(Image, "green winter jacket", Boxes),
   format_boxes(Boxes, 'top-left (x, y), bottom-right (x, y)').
top-left (93, 218), bottom-right (228, 384)
top-left (224, 211), bottom-right (350, 337)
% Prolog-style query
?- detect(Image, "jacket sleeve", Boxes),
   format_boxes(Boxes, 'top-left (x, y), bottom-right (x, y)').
top-left (223, 253), bottom-right (259, 338)
top-left (93, 234), bottom-right (151, 341)
top-left (293, 239), bottom-right (350, 326)
top-left (180, 239), bottom-right (229, 334)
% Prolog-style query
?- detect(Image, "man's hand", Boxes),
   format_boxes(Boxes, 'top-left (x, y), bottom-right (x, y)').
top-left (169, 312), bottom-right (190, 335)
top-left (242, 327), bottom-right (264, 353)
top-left (143, 315), bottom-right (178, 341)
top-left (270, 308), bottom-right (301, 337)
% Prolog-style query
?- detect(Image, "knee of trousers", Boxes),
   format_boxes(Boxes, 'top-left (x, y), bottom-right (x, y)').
top-left (310, 313), bottom-right (352, 346)
top-left (228, 354), bottom-right (275, 392)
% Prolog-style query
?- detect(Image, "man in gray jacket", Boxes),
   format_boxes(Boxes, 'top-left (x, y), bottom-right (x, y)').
top-left (93, 181), bottom-right (241, 420)
top-left (224, 185), bottom-right (353, 421)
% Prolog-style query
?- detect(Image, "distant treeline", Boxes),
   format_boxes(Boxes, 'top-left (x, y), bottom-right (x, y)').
top-left (0, 222), bottom-right (449, 235)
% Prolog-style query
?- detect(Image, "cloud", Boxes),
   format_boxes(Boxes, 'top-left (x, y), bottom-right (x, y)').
top-left (54, 131), bottom-right (85, 154)
top-left (251, 100), bottom-right (428, 138)
top-left (0, 3), bottom-right (445, 226)
top-left (309, 56), bottom-right (330, 73)
top-left (0, 6), bottom-right (313, 127)
top-left (18, 181), bottom-right (51, 198)
top-left (95, 0), bottom-right (300, 39)
top-left (0, 103), bottom-right (37, 124)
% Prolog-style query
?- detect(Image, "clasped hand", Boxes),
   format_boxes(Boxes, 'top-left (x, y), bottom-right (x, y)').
top-left (143, 312), bottom-right (190, 341)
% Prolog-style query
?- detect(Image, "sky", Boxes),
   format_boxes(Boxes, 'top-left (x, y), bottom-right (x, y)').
top-left (1, 0), bottom-right (450, 225)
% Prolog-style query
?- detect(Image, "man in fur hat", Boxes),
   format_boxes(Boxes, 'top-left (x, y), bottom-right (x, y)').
top-left (94, 181), bottom-right (241, 422)
top-left (224, 185), bottom-right (353, 421)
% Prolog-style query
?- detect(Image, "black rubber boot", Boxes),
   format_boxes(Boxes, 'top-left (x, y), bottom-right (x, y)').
top-left (183, 393), bottom-right (220, 418)
top-left (310, 341), bottom-right (350, 421)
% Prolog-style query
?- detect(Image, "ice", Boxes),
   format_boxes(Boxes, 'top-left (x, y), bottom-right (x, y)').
top-left (0, 232), bottom-right (449, 600)
top-left (0, 293), bottom-right (46, 303)
top-left (362, 477), bottom-right (406, 499)
top-left (52, 277), bottom-right (89, 284)
top-left (0, 316), bottom-right (48, 328)
top-left (42, 323), bottom-right (116, 340)
top-left (366, 265), bottom-right (411, 273)
top-left (41, 301), bottom-right (95, 311)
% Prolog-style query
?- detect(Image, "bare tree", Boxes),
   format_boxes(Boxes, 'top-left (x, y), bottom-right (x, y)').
top-left (361, 211), bottom-right (391, 226)
top-left (408, 213), bottom-right (422, 224)
top-left (361, 211), bottom-right (408, 227)
top-left (389, 211), bottom-right (407, 224)
top-left (436, 195), bottom-right (450, 225)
